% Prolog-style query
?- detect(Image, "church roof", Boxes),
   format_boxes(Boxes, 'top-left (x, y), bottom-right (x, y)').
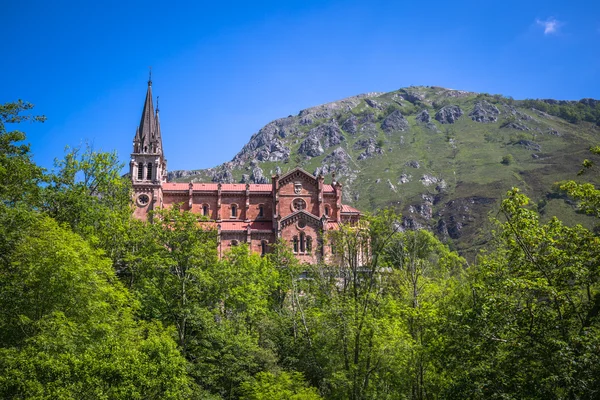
top-left (341, 204), bottom-right (361, 214)
top-left (162, 182), bottom-right (272, 192)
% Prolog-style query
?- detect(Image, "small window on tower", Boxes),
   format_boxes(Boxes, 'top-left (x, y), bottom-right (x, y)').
top-left (231, 204), bottom-right (238, 218)
top-left (203, 204), bottom-right (209, 217)
top-left (137, 162), bottom-right (144, 180)
top-left (147, 163), bottom-right (153, 180)
top-left (258, 204), bottom-right (264, 217)
top-left (325, 206), bottom-right (330, 217)
top-left (300, 232), bottom-right (305, 253)
top-left (293, 237), bottom-right (299, 253)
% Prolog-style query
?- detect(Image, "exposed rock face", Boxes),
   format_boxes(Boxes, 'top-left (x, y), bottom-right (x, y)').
top-left (232, 120), bottom-right (291, 165)
top-left (298, 135), bottom-right (324, 157)
top-left (314, 147), bottom-right (352, 176)
top-left (503, 104), bottom-right (534, 121)
top-left (405, 160), bottom-right (420, 169)
top-left (354, 138), bottom-right (383, 160)
top-left (437, 196), bottom-right (495, 239)
top-left (398, 174), bottom-right (411, 184)
top-left (381, 110), bottom-right (409, 133)
top-left (470, 101), bottom-right (500, 123)
top-left (341, 115), bottom-right (359, 134)
top-left (435, 105), bottom-right (463, 124)
top-left (308, 121), bottom-right (345, 148)
top-left (250, 166), bottom-right (268, 184)
top-left (420, 174), bottom-right (446, 188)
top-left (211, 167), bottom-right (234, 183)
top-left (503, 121), bottom-right (530, 131)
top-left (365, 98), bottom-right (384, 110)
top-left (360, 122), bottom-right (378, 136)
top-left (512, 140), bottom-right (541, 152)
top-left (359, 113), bottom-right (376, 123)
top-left (240, 174), bottom-right (250, 183)
top-left (402, 90), bottom-right (426, 104)
top-left (168, 169), bottom-right (202, 180)
top-left (416, 109), bottom-right (430, 123)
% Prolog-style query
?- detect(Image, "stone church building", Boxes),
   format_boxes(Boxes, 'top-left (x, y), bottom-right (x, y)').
top-left (130, 80), bottom-right (361, 263)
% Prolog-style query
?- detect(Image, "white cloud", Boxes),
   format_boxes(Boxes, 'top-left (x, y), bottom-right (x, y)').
top-left (536, 17), bottom-right (562, 35)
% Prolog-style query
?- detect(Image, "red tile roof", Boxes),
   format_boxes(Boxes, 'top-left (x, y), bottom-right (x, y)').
top-left (162, 183), bottom-right (272, 192)
top-left (162, 182), bottom-right (190, 190)
top-left (327, 221), bottom-right (340, 230)
top-left (217, 221), bottom-right (273, 232)
top-left (323, 184), bottom-right (335, 193)
top-left (341, 204), bottom-right (361, 214)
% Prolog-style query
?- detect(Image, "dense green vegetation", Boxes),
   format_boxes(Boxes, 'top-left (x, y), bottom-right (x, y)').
top-left (1, 101), bottom-right (600, 399)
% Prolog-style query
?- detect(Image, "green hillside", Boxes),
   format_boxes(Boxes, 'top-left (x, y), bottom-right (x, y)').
top-left (170, 86), bottom-right (600, 257)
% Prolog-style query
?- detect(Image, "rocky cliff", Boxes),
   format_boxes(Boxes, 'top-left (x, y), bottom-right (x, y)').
top-left (168, 86), bottom-right (600, 257)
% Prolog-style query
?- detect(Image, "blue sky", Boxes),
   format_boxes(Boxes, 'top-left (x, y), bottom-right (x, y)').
top-left (2, 0), bottom-right (599, 172)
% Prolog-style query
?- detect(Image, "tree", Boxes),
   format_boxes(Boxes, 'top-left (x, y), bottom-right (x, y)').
top-left (443, 188), bottom-right (600, 398)
top-left (240, 371), bottom-right (323, 400)
top-left (0, 101), bottom-right (45, 268)
top-left (0, 216), bottom-right (194, 399)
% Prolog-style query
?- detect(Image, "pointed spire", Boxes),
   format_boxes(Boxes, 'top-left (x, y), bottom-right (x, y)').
top-left (155, 97), bottom-right (163, 154)
top-left (136, 79), bottom-right (156, 153)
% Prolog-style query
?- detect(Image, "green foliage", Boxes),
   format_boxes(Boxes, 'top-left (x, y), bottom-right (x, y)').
top-left (501, 154), bottom-right (514, 165)
top-left (443, 188), bottom-right (600, 398)
top-left (0, 217), bottom-right (193, 399)
top-left (520, 99), bottom-right (600, 125)
top-left (240, 371), bottom-right (322, 400)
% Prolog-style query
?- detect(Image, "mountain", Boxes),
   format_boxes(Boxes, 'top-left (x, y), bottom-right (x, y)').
top-left (168, 86), bottom-right (600, 258)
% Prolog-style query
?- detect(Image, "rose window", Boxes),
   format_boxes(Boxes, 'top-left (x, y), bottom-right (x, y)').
top-left (293, 198), bottom-right (306, 211)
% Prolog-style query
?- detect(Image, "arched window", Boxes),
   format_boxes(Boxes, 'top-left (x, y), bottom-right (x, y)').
top-left (293, 236), bottom-right (298, 253)
top-left (202, 204), bottom-right (209, 217)
top-left (137, 162), bottom-right (144, 180)
top-left (231, 204), bottom-right (238, 218)
top-left (300, 232), bottom-right (305, 253)
top-left (324, 205), bottom-right (330, 217)
top-left (306, 236), bottom-right (312, 253)
top-left (261, 240), bottom-right (267, 256)
top-left (147, 163), bottom-right (153, 180)
top-left (258, 204), bottom-right (264, 217)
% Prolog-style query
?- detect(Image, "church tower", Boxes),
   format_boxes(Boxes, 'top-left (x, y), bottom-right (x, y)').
top-left (130, 76), bottom-right (167, 220)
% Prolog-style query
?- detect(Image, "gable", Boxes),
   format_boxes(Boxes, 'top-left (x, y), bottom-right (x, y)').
top-left (280, 210), bottom-right (322, 230)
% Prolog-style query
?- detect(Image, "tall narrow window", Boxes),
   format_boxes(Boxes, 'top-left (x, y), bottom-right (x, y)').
top-left (325, 206), bottom-right (330, 217)
top-left (203, 204), bottom-right (209, 217)
top-left (300, 233), bottom-right (305, 253)
top-left (306, 236), bottom-right (312, 252)
top-left (293, 237), bottom-right (298, 253)
top-left (137, 162), bottom-right (144, 180)
top-left (147, 163), bottom-right (153, 180)
top-left (231, 204), bottom-right (237, 218)
top-left (261, 240), bottom-right (267, 256)
top-left (258, 204), bottom-right (264, 217)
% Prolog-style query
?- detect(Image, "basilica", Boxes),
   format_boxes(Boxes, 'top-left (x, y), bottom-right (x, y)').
top-left (130, 80), bottom-right (361, 263)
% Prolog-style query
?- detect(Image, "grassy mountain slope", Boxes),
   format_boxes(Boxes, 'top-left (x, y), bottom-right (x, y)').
top-left (169, 86), bottom-right (600, 258)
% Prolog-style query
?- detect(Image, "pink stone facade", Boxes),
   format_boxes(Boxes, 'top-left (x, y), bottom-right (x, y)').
top-left (130, 81), bottom-right (361, 263)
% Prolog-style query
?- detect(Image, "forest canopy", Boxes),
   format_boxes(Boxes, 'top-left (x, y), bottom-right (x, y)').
top-left (1, 101), bottom-right (599, 399)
